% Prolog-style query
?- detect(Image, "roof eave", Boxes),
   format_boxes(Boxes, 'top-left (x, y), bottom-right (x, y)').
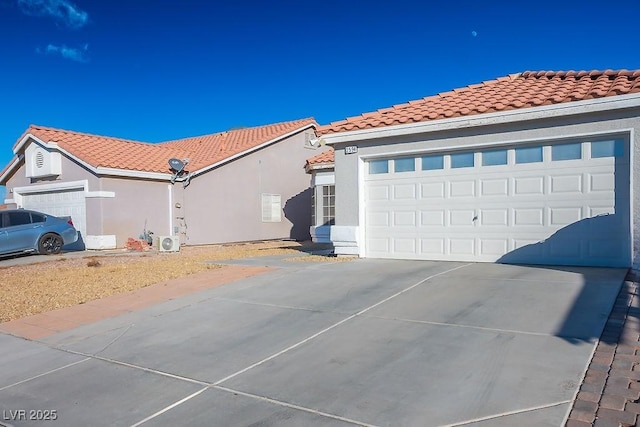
top-left (304, 162), bottom-right (334, 174)
top-left (321, 93), bottom-right (640, 145)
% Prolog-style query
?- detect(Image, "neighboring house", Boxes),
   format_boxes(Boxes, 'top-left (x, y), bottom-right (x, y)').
top-left (308, 70), bottom-right (640, 268)
top-left (0, 118), bottom-right (319, 249)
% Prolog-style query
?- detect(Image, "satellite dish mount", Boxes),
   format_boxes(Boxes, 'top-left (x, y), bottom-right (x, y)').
top-left (168, 158), bottom-right (189, 185)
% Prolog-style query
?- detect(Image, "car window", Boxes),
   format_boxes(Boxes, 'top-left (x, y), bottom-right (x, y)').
top-left (6, 211), bottom-right (32, 226)
top-left (31, 213), bottom-right (46, 223)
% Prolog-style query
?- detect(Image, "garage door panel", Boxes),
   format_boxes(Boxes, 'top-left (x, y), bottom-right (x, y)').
top-left (450, 239), bottom-right (475, 256)
top-left (421, 239), bottom-right (445, 255)
top-left (366, 211), bottom-right (389, 227)
top-left (449, 181), bottom-right (475, 197)
top-left (550, 208), bottom-right (583, 226)
top-left (514, 208), bottom-right (544, 226)
top-left (550, 175), bottom-right (582, 193)
top-left (589, 173), bottom-right (615, 192)
top-left (480, 209), bottom-right (508, 226)
top-left (421, 182), bottom-right (445, 198)
top-left (393, 184), bottom-right (416, 199)
top-left (480, 239), bottom-right (508, 256)
top-left (393, 238), bottom-right (416, 254)
top-left (480, 178), bottom-right (508, 196)
top-left (393, 211), bottom-right (416, 227)
top-left (364, 139), bottom-right (630, 267)
top-left (420, 211), bottom-right (445, 226)
top-left (514, 177), bottom-right (544, 195)
top-left (367, 185), bottom-right (390, 201)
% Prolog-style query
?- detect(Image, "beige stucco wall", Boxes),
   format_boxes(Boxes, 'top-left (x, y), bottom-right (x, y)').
top-left (177, 129), bottom-right (314, 245)
top-left (99, 177), bottom-right (171, 246)
top-left (2, 130), bottom-right (315, 248)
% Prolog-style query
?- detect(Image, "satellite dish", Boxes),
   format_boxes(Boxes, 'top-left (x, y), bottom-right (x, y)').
top-left (168, 158), bottom-right (185, 173)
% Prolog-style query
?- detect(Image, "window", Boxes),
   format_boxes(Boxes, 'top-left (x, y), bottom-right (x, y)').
top-left (421, 155), bottom-right (444, 170)
top-left (515, 146), bottom-right (543, 164)
top-left (552, 143), bottom-right (581, 161)
top-left (6, 211), bottom-right (31, 226)
top-left (482, 149), bottom-right (507, 166)
top-left (592, 140), bottom-right (623, 158)
top-left (322, 185), bottom-right (335, 225)
top-left (369, 160), bottom-right (389, 174)
top-left (451, 152), bottom-right (474, 168)
top-left (394, 157), bottom-right (415, 172)
top-left (261, 194), bottom-right (281, 222)
top-left (31, 213), bottom-right (46, 223)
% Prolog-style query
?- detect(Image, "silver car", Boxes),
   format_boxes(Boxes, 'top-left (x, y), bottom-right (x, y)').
top-left (0, 209), bottom-right (79, 256)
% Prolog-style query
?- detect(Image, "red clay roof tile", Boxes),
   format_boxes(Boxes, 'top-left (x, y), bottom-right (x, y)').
top-left (319, 70), bottom-right (640, 135)
top-left (16, 118), bottom-right (316, 175)
top-left (305, 148), bottom-right (335, 168)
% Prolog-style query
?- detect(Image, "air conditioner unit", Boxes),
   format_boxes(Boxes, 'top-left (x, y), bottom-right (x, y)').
top-left (158, 235), bottom-right (180, 252)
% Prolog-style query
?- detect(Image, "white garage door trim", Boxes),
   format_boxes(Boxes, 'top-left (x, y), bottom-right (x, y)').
top-left (363, 137), bottom-right (631, 267)
top-left (13, 180), bottom-right (89, 238)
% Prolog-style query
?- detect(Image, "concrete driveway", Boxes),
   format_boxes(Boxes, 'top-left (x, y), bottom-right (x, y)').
top-left (0, 258), bottom-right (627, 426)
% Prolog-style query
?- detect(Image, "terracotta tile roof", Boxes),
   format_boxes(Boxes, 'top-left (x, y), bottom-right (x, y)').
top-left (15, 118), bottom-right (316, 175)
top-left (160, 118), bottom-right (316, 172)
top-left (305, 148), bottom-right (335, 168)
top-left (320, 70), bottom-right (640, 134)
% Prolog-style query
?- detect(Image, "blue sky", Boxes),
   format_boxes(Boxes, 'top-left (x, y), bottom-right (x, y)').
top-left (2, 0), bottom-right (640, 202)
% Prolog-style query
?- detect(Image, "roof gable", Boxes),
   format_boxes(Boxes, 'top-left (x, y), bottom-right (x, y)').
top-left (320, 70), bottom-right (640, 134)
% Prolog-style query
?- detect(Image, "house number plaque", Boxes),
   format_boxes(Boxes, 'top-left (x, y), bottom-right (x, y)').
top-left (344, 146), bottom-right (358, 154)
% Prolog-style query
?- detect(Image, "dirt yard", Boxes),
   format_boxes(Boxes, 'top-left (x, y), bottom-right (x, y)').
top-left (0, 241), bottom-right (346, 323)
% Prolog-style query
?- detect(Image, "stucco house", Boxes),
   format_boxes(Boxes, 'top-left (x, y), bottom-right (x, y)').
top-left (306, 70), bottom-right (640, 268)
top-left (0, 118), bottom-right (319, 249)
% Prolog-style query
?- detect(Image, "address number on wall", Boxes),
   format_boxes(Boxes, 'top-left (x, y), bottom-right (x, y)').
top-left (344, 146), bottom-right (358, 154)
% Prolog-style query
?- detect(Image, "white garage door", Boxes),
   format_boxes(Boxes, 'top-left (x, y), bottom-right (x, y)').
top-left (364, 138), bottom-right (630, 267)
top-left (21, 188), bottom-right (87, 238)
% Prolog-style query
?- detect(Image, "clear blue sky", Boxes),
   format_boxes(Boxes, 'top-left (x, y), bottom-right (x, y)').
top-left (2, 0), bottom-right (640, 202)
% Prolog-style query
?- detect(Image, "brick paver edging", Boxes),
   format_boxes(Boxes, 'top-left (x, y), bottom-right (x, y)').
top-left (566, 276), bottom-right (640, 427)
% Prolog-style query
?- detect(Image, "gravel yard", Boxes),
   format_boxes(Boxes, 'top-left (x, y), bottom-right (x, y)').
top-left (0, 241), bottom-right (344, 323)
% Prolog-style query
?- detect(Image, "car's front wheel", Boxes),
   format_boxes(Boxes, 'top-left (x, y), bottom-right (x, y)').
top-left (38, 233), bottom-right (63, 255)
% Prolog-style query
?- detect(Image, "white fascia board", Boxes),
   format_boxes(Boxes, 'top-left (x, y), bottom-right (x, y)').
top-left (0, 156), bottom-right (22, 183)
top-left (322, 93), bottom-right (640, 145)
top-left (190, 123), bottom-right (316, 178)
top-left (94, 167), bottom-right (172, 180)
top-left (304, 163), bottom-right (335, 174)
top-left (11, 133), bottom-right (176, 181)
top-left (13, 179), bottom-right (89, 194)
top-left (85, 191), bottom-right (116, 198)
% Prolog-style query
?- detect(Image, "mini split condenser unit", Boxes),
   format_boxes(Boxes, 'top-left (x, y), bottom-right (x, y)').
top-left (158, 235), bottom-right (180, 252)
